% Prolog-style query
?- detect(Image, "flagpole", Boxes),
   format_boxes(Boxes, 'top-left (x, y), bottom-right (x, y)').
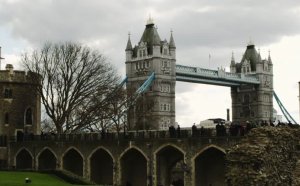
top-left (0, 47), bottom-right (5, 70)
top-left (208, 54), bottom-right (211, 68)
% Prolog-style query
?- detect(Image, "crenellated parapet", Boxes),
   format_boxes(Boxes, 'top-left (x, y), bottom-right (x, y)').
top-left (0, 64), bottom-right (39, 84)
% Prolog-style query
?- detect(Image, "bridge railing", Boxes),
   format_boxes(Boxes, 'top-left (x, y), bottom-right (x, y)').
top-left (3, 127), bottom-right (247, 143)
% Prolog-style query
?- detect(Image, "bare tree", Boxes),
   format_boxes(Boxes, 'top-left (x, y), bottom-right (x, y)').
top-left (68, 86), bottom-right (128, 134)
top-left (22, 42), bottom-right (119, 133)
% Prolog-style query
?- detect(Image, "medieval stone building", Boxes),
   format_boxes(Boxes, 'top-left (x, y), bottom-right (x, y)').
top-left (230, 43), bottom-right (273, 123)
top-left (0, 64), bottom-right (41, 137)
top-left (125, 18), bottom-right (176, 130)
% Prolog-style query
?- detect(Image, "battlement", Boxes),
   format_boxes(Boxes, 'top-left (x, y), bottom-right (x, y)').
top-left (0, 64), bottom-right (39, 84)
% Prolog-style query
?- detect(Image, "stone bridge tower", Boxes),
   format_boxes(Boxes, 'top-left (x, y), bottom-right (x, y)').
top-left (230, 43), bottom-right (273, 123)
top-left (125, 18), bottom-right (176, 130)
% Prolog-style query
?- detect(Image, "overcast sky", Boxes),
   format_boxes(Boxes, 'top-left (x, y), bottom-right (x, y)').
top-left (1, 0), bottom-right (300, 126)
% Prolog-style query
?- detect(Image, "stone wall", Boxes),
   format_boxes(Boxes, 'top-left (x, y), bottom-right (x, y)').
top-left (226, 126), bottom-right (300, 185)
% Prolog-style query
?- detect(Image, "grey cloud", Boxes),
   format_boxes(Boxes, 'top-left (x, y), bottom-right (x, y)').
top-left (2, 0), bottom-right (300, 48)
top-left (1, 0), bottom-right (292, 84)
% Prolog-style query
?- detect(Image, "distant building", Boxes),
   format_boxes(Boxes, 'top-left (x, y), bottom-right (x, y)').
top-left (197, 118), bottom-right (225, 128)
top-left (0, 64), bottom-right (41, 137)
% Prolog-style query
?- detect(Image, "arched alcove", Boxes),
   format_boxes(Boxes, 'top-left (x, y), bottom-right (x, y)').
top-left (62, 148), bottom-right (83, 176)
top-left (16, 148), bottom-right (33, 169)
top-left (120, 148), bottom-right (147, 186)
top-left (38, 148), bottom-right (57, 170)
top-left (89, 148), bottom-right (114, 185)
top-left (155, 145), bottom-right (185, 186)
top-left (194, 147), bottom-right (226, 186)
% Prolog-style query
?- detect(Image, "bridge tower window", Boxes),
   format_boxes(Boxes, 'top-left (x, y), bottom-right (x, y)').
top-left (160, 104), bottom-right (171, 111)
top-left (164, 48), bottom-right (168, 55)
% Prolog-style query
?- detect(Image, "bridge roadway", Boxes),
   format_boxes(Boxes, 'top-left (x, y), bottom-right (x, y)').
top-left (176, 64), bottom-right (260, 86)
top-left (8, 129), bottom-right (243, 186)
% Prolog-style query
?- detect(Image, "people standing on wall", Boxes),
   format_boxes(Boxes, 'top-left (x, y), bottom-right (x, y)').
top-left (177, 125), bottom-right (181, 138)
top-left (192, 123), bottom-right (197, 137)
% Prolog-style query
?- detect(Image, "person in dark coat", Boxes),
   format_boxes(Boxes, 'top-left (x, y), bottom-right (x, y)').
top-left (177, 125), bottom-right (181, 138)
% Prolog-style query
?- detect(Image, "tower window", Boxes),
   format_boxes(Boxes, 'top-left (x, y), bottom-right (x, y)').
top-left (4, 88), bottom-right (12, 98)
top-left (164, 48), bottom-right (168, 55)
top-left (25, 108), bottom-right (33, 125)
top-left (160, 103), bottom-right (171, 111)
top-left (4, 113), bottom-right (9, 124)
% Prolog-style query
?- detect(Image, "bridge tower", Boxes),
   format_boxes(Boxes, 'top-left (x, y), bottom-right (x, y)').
top-left (231, 43), bottom-right (273, 123)
top-left (125, 18), bottom-right (176, 130)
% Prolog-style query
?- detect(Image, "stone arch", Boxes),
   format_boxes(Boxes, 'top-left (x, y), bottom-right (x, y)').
top-left (62, 147), bottom-right (84, 176)
top-left (15, 147), bottom-right (33, 169)
top-left (37, 147), bottom-right (57, 170)
top-left (193, 145), bottom-right (226, 186)
top-left (192, 144), bottom-right (226, 159)
top-left (119, 146), bottom-right (148, 186)
top-left (88, 147), bottom-right (114, 185)
top-left (154, 144), bottom-right (186, 186)
top-left (119, 146), bottom-right (149, 161)
top-left (154, 143), bottom-right (186, 155)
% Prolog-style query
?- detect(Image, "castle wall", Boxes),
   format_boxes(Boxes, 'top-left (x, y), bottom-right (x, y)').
top-left (7, 132), bottom-right (241, 186)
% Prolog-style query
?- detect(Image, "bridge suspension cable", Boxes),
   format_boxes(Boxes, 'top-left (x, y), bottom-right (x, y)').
top-left (125, 72), bottom-right (155, 108)
top-left (108, 72), bottom-right (155, 127)
top-left (273, 91), bottom-right (298, 124)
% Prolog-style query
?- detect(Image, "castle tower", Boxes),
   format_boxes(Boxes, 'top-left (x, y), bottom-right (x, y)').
top-left (231, 44), bottom-right (273, 123)
top-left (0, 64), bottom-right (41, 137)
top-left (125, 18), bottom-right (176, 130)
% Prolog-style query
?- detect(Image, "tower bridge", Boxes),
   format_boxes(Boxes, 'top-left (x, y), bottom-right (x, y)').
top-left (125, 18), bottom-right (274, 130)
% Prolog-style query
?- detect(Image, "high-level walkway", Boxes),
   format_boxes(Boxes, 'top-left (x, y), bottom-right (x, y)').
top-left (176, 64), bottom-right (260, 86)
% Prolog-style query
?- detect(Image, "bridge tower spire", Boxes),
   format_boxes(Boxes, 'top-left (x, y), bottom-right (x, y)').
top-left (230, 51), bottom-right (236, 73)
top-left (125, 19), bottom-right (176, 130)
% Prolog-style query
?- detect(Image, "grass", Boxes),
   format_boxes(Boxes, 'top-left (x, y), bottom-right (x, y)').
top-left (0, 171), bottom-right (92, 186)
